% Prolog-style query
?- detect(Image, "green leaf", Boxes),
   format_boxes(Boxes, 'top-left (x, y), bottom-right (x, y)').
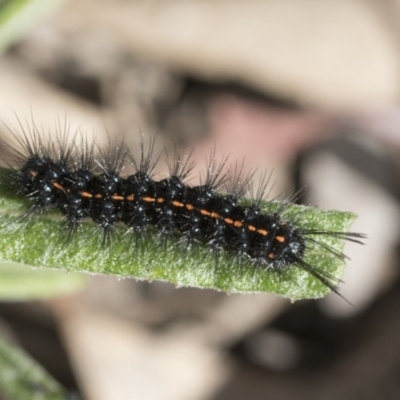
top-left (0, 261), bottom-right (85, 300)
top-left (0, 183), bottom-right (358, 300)
top-left (0, 334), bottom-right (67, 400)
top-left (0, 0), bottom-right (64, 54)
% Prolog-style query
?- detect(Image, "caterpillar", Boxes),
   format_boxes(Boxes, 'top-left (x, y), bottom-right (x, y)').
top-left (0, 121), bottom-right (364, 300)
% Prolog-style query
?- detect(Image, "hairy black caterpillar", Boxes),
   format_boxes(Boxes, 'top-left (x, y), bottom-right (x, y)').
top-left (0, 121), bottom-right (365, 300)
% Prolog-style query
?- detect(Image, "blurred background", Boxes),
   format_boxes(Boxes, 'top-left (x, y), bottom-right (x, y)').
top-left (1, 0), bottom-right (400, 399)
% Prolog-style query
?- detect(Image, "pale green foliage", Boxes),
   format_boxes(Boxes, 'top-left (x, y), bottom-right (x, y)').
top-left (0, 0), bottom-right (64, 54)
top-left (0, 335), bottom-right (67, 400)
